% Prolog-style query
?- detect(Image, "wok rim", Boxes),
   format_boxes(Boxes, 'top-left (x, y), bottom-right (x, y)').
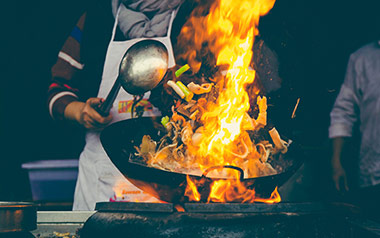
top-left (101, 117), bottom-right (303, 181)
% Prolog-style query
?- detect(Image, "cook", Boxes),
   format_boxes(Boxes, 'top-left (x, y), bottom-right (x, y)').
top-left (47, 0), bottom-right (185, 210)
top-left (329, 41), bottom-right (380, 219)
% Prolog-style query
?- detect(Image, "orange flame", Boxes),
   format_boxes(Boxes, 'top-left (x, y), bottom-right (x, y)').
top-left (174, 204), bottom-right (185, 212)
top-left (208, 179), bottom-right (256, 203)
top-left (176, 0), bottom-right (279, 203)
top-left (255, 187), bottom-right (281, 204)
top-left (185, 175), bottom-right (201, 202)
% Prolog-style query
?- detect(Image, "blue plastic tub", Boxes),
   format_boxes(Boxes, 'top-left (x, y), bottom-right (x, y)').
top-left (21, 160), bottom-right (78, 201)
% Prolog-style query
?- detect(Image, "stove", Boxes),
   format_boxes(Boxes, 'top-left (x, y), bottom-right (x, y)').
top-left (32, 211), bottom-right (94, 238)
top-left (29, 203), bottom-right (380, 238)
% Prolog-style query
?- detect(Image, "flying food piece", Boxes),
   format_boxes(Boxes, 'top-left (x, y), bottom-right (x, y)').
top-left (269, 127), bottom-right (288, 154)
top-left (187, 82), bottom-right (214, 95)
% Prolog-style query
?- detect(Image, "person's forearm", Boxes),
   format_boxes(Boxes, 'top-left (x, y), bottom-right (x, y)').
top-left (64, 101), bottom-right (85, 123)
top-left (47, 12), bottom-right (87, 121)
top-left (331, 137), bottom-right (348, 169)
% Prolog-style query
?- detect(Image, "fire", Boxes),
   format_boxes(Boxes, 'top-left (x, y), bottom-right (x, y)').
top-left (177, 0), bottom-right (279, 203)
top-left (255, 187), bottom-right (281, 204)
top-left (208, 181), bottom-right (281, 204)
top-left (185, 175), bottom-right (201, 202)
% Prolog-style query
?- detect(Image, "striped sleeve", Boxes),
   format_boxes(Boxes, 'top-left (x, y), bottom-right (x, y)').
top-left (48, 12), bottom-right (87, 120)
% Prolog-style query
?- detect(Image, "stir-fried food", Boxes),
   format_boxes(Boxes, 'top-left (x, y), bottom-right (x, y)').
top-left (134, 68), bottom-right (289, 179)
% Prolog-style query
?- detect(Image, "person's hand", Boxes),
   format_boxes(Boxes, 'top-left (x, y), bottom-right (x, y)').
top-left (64, 98), bottom-right (113, 130)
top-left (331, 137), bottom-right (349, 193)
top-left (332, 165), bottom-right (349, 192)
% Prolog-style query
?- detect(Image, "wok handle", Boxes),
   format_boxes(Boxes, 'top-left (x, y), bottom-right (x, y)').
top-left (202, 165), bottom-right (244, 181)
top-left (97, 77), bottom-right (122, 117)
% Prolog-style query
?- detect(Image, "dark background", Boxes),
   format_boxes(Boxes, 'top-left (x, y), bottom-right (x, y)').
top-left (0, 0), bottom-right (379, 201)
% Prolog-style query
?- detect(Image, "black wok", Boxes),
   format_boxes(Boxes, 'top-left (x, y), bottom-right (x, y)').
top-left (100, 117), bottom-right (303, 203)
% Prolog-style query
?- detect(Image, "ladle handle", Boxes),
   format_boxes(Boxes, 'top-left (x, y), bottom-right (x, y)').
top-left (97, 77), bottom-right (122, 117)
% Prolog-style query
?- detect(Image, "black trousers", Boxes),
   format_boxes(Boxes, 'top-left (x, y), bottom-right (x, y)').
top-left (348, 183), bottom-right (380, 221)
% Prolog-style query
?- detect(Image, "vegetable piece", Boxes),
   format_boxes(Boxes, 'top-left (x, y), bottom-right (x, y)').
top-left (187, 82), bottom-right (213, 94)
top-left (291, 98), bottom-right (300, 119)
top-left (189, 109), bottom-right (199, 120)
top-left (257, 143), bottom-right (271, 162)
top-left (181, 123), bottom-right (193, 145)
top-left (176, 81), bottom-right (194, 102)
top-left (228, 138), bottom-right (249, 159)
top-left (242, 112), bottom-right (257, 130)
top-left (161, 116), bottom-right (169, 127)
top-left (192, 132), bottom-right (203, 146)
top-left (183, 100), bottom-right (197, 110)
top-left (135, 135), bottom-right (157, 158)
top-left (167, 80), bottom-right (185, 98)
top-left (176, 105), bottom-right (192, 118)
top-left (171, 112), bottom-right (187, 125)
top-left (197, 98), bottom-right (207, 107)
top-left (268, 127), bottom-right (288, 154)
top-left (175, 64), bottom-right (190, 78)
top-left (256, 96), bottom-right (267, 129)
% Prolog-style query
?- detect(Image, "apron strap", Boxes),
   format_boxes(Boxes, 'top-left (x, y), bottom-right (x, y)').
top-left (167, 10), bottom-right (177, 38)
top-left (110, 7), bottom-right (121, 42)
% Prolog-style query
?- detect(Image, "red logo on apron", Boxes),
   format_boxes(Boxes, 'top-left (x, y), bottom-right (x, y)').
top-left (118, 99), bottom-right (153, 113)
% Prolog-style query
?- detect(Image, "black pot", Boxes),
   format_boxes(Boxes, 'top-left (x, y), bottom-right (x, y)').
top-left (0, 202), bottom-right (37, 233)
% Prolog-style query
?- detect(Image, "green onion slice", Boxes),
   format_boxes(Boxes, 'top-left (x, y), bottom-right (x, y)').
top-left (175, 64), bottom-right (190, 78)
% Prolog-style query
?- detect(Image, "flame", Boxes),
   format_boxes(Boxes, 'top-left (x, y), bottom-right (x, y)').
top-left (174, 204), bottom-right (185, 212)
top-left (208, 179), bottom-right (256, 203)
top-left (185, 175), bottom-right (201, 202)
top-left (255, 187), bottom-right (281, 204)
top-left (176, 0), bottom-right (279, 203)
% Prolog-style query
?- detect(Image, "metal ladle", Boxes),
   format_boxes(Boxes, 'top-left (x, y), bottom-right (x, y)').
top-left (97, 39), bottom-right (169, 116)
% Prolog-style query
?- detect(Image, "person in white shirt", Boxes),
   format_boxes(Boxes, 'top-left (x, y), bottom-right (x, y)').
top-left (329, 41), bottom-right (380, 220)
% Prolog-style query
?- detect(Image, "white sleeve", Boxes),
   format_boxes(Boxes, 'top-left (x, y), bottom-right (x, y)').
top-left (329, 54), bottom-right (361, 138)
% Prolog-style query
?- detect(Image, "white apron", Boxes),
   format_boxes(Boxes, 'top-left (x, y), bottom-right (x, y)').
top-left (73, 8), bottom-right (177, 210)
